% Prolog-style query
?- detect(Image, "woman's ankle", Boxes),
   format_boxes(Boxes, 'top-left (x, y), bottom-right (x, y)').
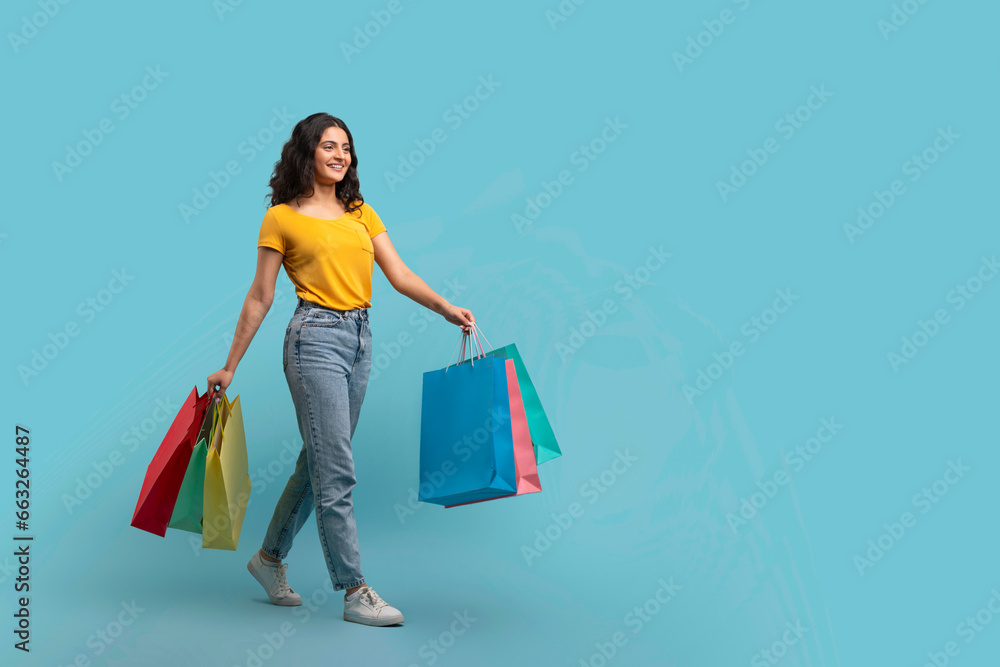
top-left (259, 548), bottom-right (280, 564)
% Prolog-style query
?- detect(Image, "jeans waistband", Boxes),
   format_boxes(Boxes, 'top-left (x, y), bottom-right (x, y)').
top-left (296, 297), bottom-right (368, 321)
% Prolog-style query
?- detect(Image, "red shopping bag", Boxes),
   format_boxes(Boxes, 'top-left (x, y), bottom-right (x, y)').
top-left (445, 358), bottom-right (541, 507)
top-left (131, 386), bottom-right (215, 536)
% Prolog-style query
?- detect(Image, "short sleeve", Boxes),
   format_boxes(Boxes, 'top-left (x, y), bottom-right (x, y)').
top-left (364, 203), bottom-right (387, 239)
top-left (257, 208), bottom-right (285, 254)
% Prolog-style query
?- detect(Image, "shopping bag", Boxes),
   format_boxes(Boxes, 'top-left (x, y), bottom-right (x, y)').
top-left (418, 332), bottom-right (518, 506)
top-left (168, 394), bottom-right (221, 534)
top-left (445, 357), bottom-right (542, 507)
top-left (131, 386), bottom-right (214, 536)
top-left (202, 394), bottom-right (252, 550)
top-left (481, 340), bottom-right (561, 465)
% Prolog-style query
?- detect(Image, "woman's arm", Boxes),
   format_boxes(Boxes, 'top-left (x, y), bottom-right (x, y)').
top-left (372, 232), bottom-right (475, 331)
top-left (207, 247), bottom-right (284, 393)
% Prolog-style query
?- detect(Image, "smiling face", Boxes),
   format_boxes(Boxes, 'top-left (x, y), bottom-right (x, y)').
top-left (313, 125), bottom-right (351, 185)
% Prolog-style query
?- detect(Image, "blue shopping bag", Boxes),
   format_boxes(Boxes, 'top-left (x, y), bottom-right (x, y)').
top-left (418, 335), bottom-right (518, 506)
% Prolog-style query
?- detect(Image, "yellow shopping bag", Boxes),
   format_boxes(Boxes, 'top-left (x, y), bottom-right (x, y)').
top-left (202, 393), bottom-right (251, 550)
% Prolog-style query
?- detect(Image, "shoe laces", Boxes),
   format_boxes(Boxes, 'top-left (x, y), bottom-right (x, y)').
top-left (359, 586), bottom-right (387, 610)
top-left (273, 563), bottom-right (293, 597)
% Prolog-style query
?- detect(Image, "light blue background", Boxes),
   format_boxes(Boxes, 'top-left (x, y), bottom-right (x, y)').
top-left (4, 0), bottom-right (999, 665)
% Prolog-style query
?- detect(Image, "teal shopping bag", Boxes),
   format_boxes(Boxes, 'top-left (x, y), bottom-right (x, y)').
top-left (481, 343), bottom-right (561, 465)
top-left (167, 396), bottom-right (219, 533)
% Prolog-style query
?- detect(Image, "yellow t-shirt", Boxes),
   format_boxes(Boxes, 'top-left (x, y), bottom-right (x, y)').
top-left (257, 201), bottom-right (387, 310)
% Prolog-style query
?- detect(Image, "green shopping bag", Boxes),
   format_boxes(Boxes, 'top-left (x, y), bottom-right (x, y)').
top-left (167, 393), bottom-right (220, 533)
top-left (480, 340), bottom-right (561, 465)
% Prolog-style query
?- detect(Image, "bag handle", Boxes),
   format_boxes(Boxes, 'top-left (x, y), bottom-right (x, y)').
top-left (470, 322), bottom-right (494, 354)
top-left (193, 389), bottom-right (220, 446)
top-left (444, 322), bottom-right (492, 374)
top-left (461, 325), bottom-right (489, 364)
top-left (472, 322), bottom-right (496, 351)
top-left (445, 331), bottom-right (465, 372)
top-left (444, 331), bottom-right (476, 375)
top-left (209, 395), bottom-right (231, 453)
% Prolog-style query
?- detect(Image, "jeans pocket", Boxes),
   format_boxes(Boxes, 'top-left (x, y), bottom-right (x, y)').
top-left (282, 326), bottom-right (291, 373)
top-left (301, 311), bottom-right (345, 328)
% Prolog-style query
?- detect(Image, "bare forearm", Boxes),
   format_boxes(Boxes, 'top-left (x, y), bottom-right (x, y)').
top-left (224, 294), bottom-right (271, 372)
top-left (394, 270), bottom-right (449, 314)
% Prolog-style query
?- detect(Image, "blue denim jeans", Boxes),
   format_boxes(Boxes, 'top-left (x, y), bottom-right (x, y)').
top-left (261, 297), bottom-right (371, 592)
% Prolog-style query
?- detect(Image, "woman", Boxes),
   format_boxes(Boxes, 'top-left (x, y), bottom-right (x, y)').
top-left (206, 112), bottom-right (475, 627)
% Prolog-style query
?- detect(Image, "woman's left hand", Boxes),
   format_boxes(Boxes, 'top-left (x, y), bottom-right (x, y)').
top-left (443, 305), bottom-right (475, 333)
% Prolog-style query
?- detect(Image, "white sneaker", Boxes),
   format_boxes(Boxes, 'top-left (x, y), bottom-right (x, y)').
top-left (343, 586), bottom-right (404, 626)
top-left (247, 551), bottom-right (302, 606)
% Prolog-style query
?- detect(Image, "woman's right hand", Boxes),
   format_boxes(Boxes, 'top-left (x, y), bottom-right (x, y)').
top-left (207, 368), bottom-right (234, 395)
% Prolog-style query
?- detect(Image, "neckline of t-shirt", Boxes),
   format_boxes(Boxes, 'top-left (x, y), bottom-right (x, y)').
top-left (279, 202), bottom-right (360, 222)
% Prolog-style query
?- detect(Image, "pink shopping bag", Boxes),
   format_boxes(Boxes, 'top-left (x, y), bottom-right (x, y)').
top-left (445, 358), bottom-right (541, 507)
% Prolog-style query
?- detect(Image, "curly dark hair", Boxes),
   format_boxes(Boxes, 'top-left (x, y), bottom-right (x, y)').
top-left (266, 113), bottom-right (363, 214)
